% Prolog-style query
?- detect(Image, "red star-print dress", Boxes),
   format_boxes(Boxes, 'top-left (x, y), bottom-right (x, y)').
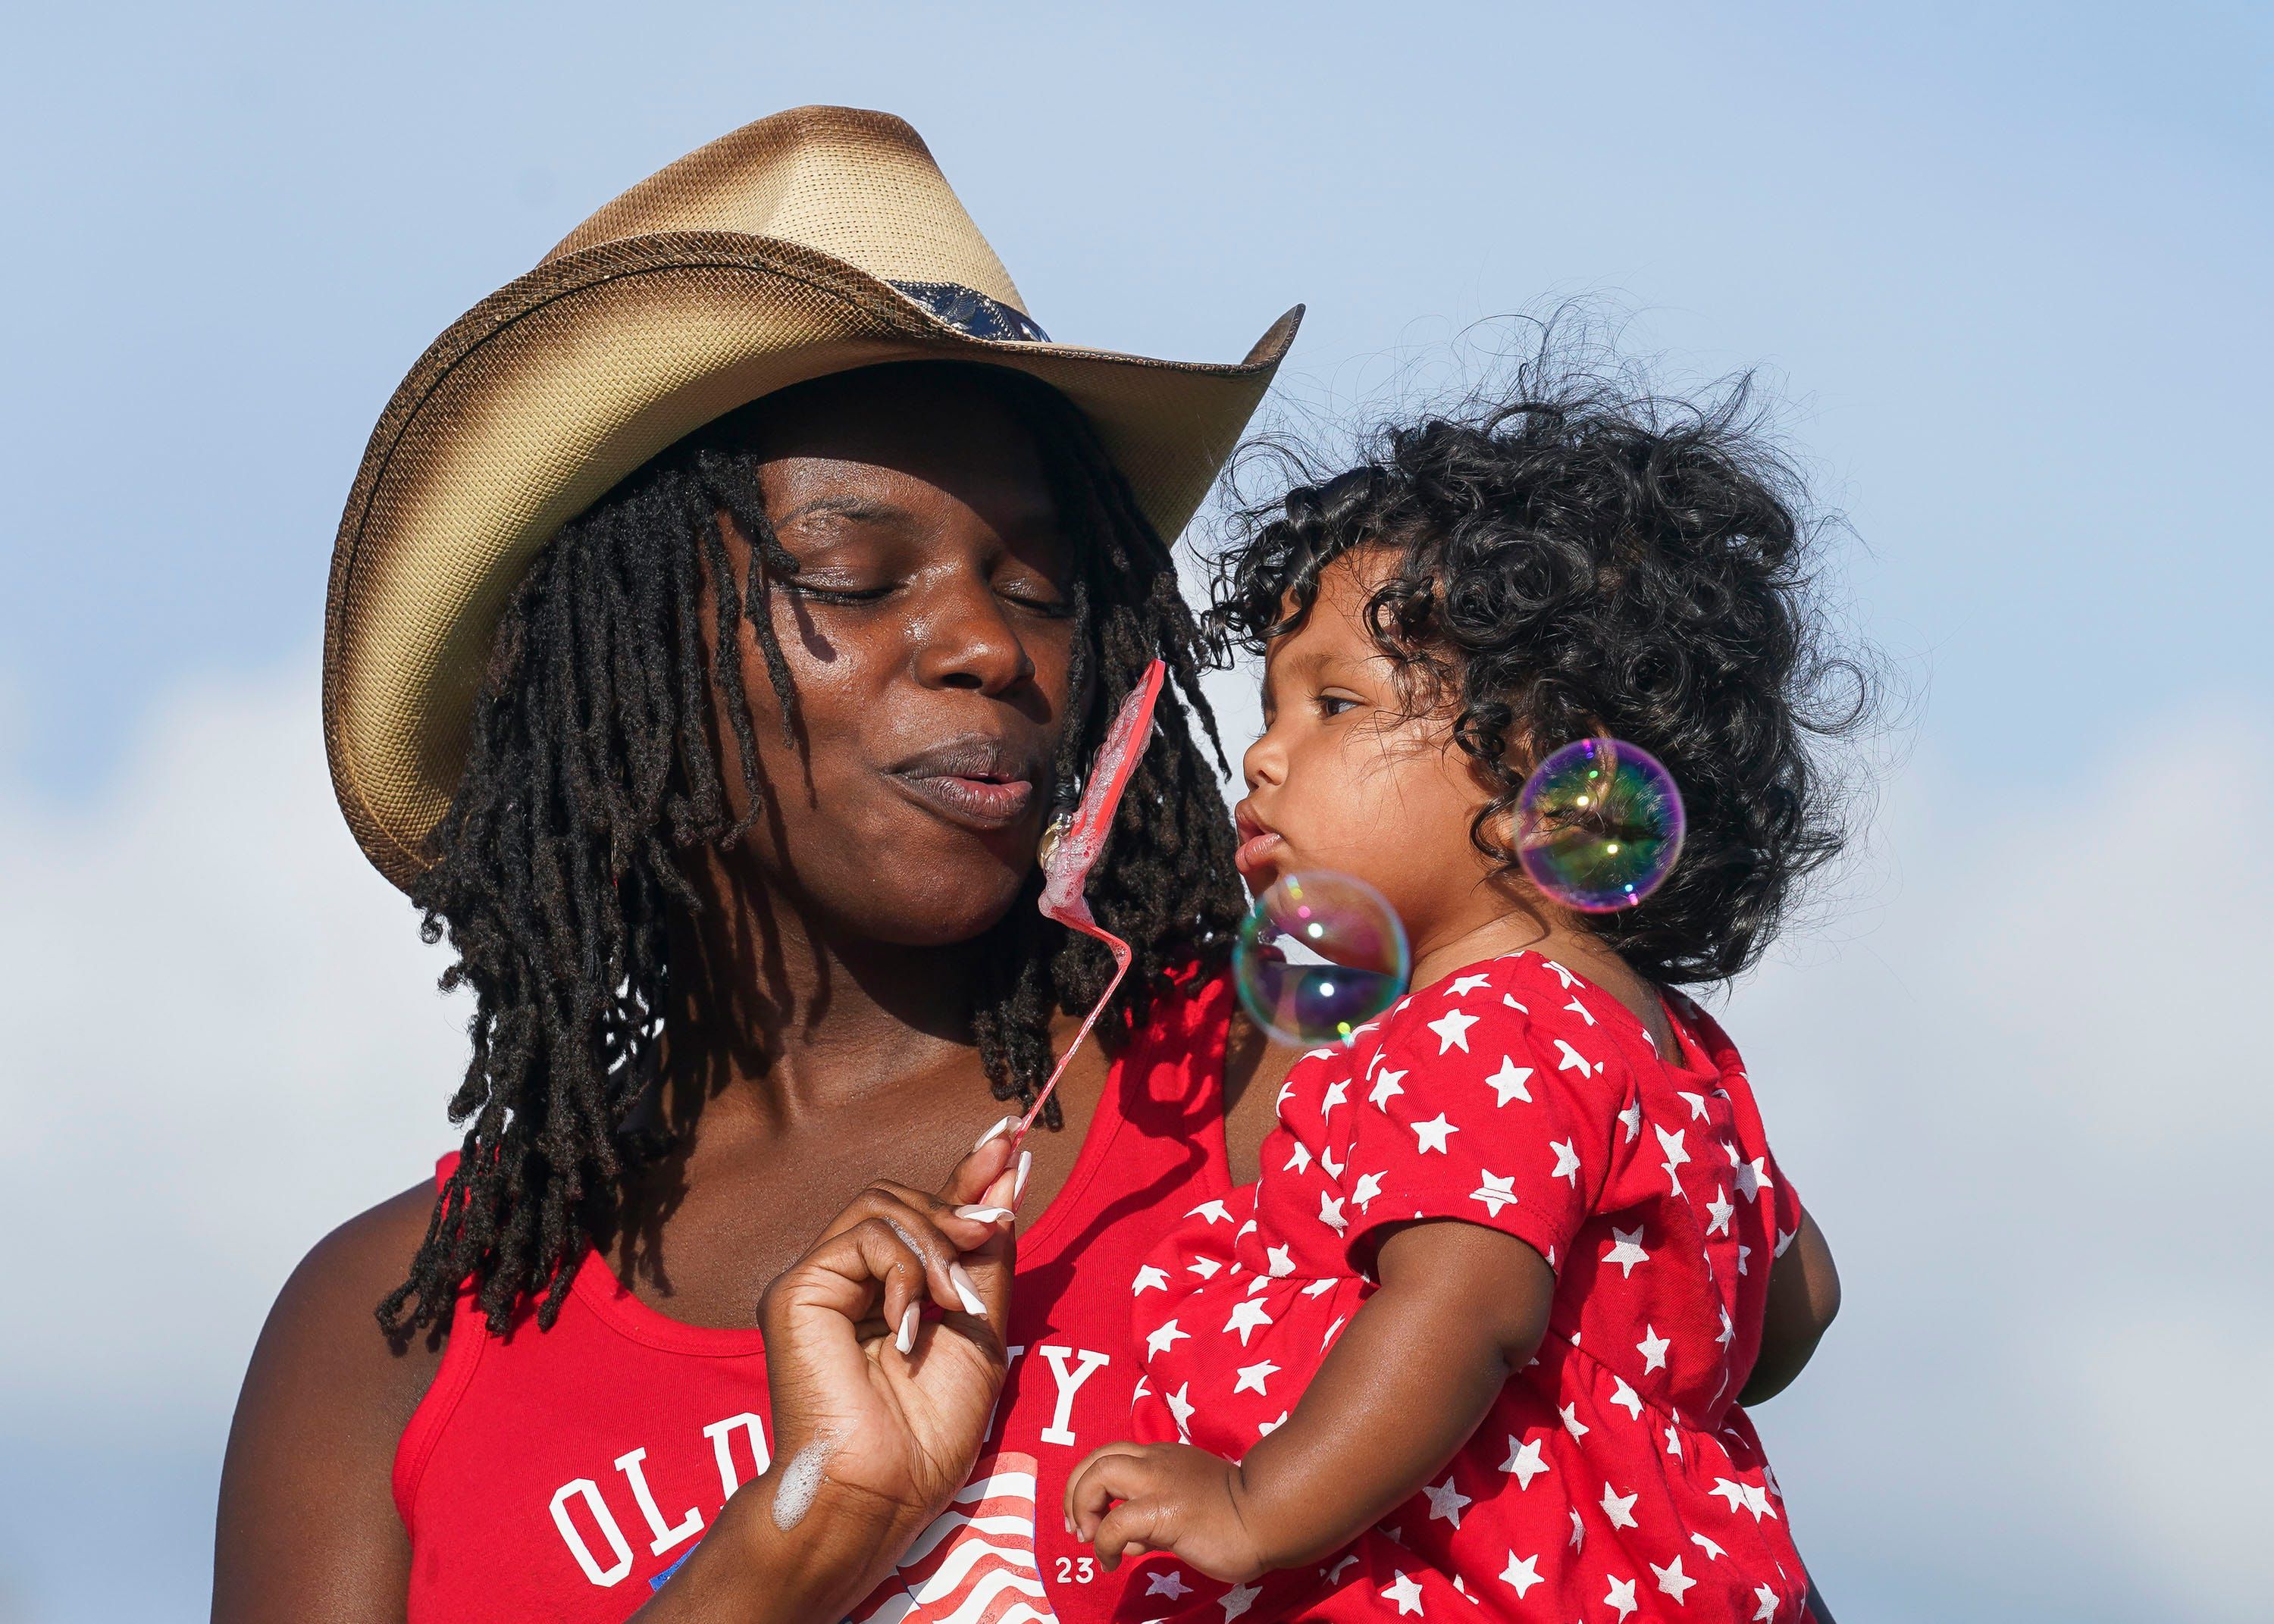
top-left (1123, 952), bottom-right (1815, 1623)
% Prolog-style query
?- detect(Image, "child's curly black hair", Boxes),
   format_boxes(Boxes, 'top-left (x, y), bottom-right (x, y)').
top-left (1206, 347), bottom-right (1878, 986)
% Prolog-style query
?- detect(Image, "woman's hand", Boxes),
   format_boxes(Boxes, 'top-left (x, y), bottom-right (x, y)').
top-left (630, 1119), bottom-right (1025, 1622)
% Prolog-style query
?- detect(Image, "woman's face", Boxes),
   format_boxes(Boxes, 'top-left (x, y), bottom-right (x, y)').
top-left (702, 367), bottom-right (1078, 948)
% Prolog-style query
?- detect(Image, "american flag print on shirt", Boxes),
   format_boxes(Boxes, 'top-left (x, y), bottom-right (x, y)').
top-left (850, 1451), bottom-right (1058, 1624)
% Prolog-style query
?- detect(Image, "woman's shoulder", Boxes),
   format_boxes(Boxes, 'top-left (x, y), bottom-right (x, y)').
top-left (212, 1177), bottom-right (447, 1613)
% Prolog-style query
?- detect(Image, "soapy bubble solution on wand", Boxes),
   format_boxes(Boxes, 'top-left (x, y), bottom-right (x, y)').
top-left (1515, 737), bottom-right (1685, 912)
top-left (1233, 871), bottom-right (1412, 1048)
top-left (1013, 659), bottom-right (1169, 1142)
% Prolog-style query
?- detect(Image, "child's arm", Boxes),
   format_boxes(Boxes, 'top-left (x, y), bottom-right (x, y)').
top-left (1064, 1219), bottom-right (1554, 1582)
top-left (1737, 1206), bottom-right (1840, 1405)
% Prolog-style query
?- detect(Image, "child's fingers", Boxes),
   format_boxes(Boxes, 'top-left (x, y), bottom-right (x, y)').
top-left (1092, 1495), bottom-right (1173, 1572)
top-left (1063, 1442), bottom-right (1160, 1541)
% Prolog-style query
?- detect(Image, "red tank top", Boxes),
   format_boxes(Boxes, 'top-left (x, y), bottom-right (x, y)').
top-left (394, 974), bottom-right (1233, 1624)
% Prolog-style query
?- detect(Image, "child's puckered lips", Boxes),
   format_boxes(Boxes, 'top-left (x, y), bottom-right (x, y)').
top-left (1233, 799), bottom-right (1287, 886)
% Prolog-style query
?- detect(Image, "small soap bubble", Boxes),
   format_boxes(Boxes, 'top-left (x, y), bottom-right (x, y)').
top-left (1233, 871), bottom-right (1411, 1047)
top-left (1515, 738), bottom-right (1685, 912)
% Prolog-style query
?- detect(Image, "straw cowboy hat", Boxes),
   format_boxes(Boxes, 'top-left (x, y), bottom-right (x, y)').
top-left (324, 104), bottom-right (1301, 889)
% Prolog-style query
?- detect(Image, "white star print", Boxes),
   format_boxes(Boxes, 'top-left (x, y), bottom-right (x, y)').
top-left (1187, 1199), bottom-right (1232, 1225)
top-left (1499, 1435), bottom-right (1549, 1488)
top-left (1245, 1275), bottom-right (1270, 1297)
top-left (1599, 1482), bottom-right (1639, 1529)
top-left (1549, 1139), bottom-right (1582, 1184)
top-left (1320, 1146), bottom-right (1346, 1179)
top-left (1258, 1411), bottom-right (1288, 1437)
top-left (1351, 1170), bottom-right (1385, 1209)
top-left (1233, 1360), bottom-right (1280, 1395)
top-left (1553, 1037), bottom-right (1596, 1075)
top-left (1423, 1474), bottom-right (1471, 1527)
top-left (1637, 1325), bottom-right (1671, 1372)
top-left (1318, 1191), bottom-right (1346, 1234)
top-left (1427, 1008), bottom-right (1480, 1053)
top-left (1651, 1555), bottom-right (1696, 1603)
top-left (1709, 1478), bottom-right (1780, 1521)
top-left (1145, 1569), bottom-right (1192, 1599)
top-left (1689, 1532), bottom-right (1725, 1562)
top-left (1541, 958), bottom-right (1579, 988)
top-left (1220, 1580), bottom-right (1261, 1619)
top-left (1164, 1382), bottom-right (1195, 1436)
top-left (1605, 1574), bottom-right (1638, 1620)
top-left (1187, 1256), bottom-right (1221, 1279)
top-left (1737, 1155), bottom-right (1773, 1201)
top-left (1368, 1069), bottom-right (1407, 1109)
top-left (1752, 1583), bottom-right (1781, 1620)
top-left (1485, 1055), bottom-right (1533, 1105)
top-left (1602, 1225), bottom-right (1649, 1275)
top-left (1655, 1123), bottom-right (1690, 1196)
top-left (1560, 1403), bottom-right (1590, 1439)
top-left (1568, 1506), bottom-right (1586, 1550)
top-left (1679, 1090), bottom-right (1710, 1120)
top-left (1379, 1570), bottom-right (1424, 1615)
top-left (1610, 1377), bottom-right (1643, 1420)
top-left (1618, 1099), bottom-right (1643, 1142)
top-left (1267, 1244), bottom-right (1295, 1278)
top-left (1145, 1319), bottom-right (1189, 1357)
top-left (1323, 1555), bottom-right (1359, 1585)
top-left (1320, 1078), bottom-right (1348, 1112)
top-left (1561, 995), bottom-right (1595, 1025)
top-left (1470, 1171), bottom-right (1518, 1216)
top-left (1411, 1112), bottom-right (1459, 1153)
top-left (1737, 1243), bottom-right (1752, 1277)
top-left (1706, 1187), bottom-right (1734, 1234)
top-left (1502, 993), bottom-right (1527, 1011)
top-left (1665, 1422), bottom-right (1683, 1457)
top-left (1717, 1303), bottom-right (1736, 1347)
top-left (1283, 1139), bottom-right (1313, 1174)
top-left (1301, 1277), bottom-right (1336, 1297)
top-left (1133, 1265), bottom-right (1170, 1294)
top-left (1224, 1298), bottom-right (1274, 1345)
top-left (1448, 972), bottom-right (1494, 996)
top-left (1499, 1551), bottom-right (1542, 1597)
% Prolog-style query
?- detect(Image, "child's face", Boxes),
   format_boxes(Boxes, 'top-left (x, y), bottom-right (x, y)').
top-left (1233, 549), bottom-right (1505, 956)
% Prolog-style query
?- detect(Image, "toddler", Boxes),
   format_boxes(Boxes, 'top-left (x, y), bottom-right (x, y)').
top-left (1067, 377), bottom-right (1853, 1622)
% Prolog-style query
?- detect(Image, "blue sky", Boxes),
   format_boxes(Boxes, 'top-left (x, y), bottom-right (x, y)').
top-left (1, 4), bottom-right (2269, 1621)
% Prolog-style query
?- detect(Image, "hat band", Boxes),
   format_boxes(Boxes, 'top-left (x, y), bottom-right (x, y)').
top-left (889, 279), bottom-right (1051, 343)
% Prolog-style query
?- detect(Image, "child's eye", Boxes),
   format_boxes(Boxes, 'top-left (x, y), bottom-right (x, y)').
top-left (1318, 694), bottom-right (1359, 718)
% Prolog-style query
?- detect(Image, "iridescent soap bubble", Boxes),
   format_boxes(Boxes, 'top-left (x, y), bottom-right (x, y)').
top-left (1515, 738), bottom-right (1685, 912)
top-left (1233, 871), bottom-right (1411, 1047)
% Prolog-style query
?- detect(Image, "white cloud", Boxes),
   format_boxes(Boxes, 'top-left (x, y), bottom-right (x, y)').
top-left (1, 655), bottom-right (2265, 1622)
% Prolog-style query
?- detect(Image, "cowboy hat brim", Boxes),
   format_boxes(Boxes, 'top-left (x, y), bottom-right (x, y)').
top-left (323, 228), bottom-right (1300, 890)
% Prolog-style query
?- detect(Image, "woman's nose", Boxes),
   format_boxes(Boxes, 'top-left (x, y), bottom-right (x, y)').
top-left (909, 580), bottom-right (1036, 694)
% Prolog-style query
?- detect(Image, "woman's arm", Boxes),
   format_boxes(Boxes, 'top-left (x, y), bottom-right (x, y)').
top-left (1738, 1206), bottom-right (1839, 1406)
top-left (211, 1183), bottom-right (442, 1624)
top-left (1065, 1219), bottom-right (1552, 1579)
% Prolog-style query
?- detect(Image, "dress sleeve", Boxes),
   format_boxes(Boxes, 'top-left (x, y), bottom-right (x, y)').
top-left (1339, 956), bottom-right (1626, 1278)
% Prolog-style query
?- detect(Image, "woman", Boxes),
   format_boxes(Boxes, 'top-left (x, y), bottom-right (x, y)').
top-left (215, 106), bottom-right (1301, 1623)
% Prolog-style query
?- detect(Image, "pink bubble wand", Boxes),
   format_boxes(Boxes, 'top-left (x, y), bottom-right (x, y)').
top-left (1014, 658), bottom-right (1167, 1141)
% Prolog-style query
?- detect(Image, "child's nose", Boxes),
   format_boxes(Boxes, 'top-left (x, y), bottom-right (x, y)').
top-left (1242, 731), bottom-right (1285, 793)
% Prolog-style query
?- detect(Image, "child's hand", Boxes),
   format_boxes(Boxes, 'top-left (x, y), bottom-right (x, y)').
top-left (1063, 1440), bottom-right (1270, 1584)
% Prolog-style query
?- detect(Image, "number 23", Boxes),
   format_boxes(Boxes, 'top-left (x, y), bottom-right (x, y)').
top-left (1055, 1555), bottom-right (1098, 1584)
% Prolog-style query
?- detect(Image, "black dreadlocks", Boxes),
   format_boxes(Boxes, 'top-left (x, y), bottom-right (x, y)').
top-left (381, 364), bottom-right (1245, 1338)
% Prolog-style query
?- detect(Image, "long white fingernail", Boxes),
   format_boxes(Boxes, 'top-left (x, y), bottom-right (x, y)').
top-left (949, 1262), bottom-right (986, 1316)
top-left (1013, 1149), bottom-right (1032, 1206)
top-left (896, 1305), bottom-right (918, 1355)
top-left (974, 1115), bottom-right (1018, 1153)
top-left (955, 1205), bottom-right (1013, 1222)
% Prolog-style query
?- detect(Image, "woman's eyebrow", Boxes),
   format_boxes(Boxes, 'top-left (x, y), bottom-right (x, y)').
top-left (774, 494), bottom-right (911, 530)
